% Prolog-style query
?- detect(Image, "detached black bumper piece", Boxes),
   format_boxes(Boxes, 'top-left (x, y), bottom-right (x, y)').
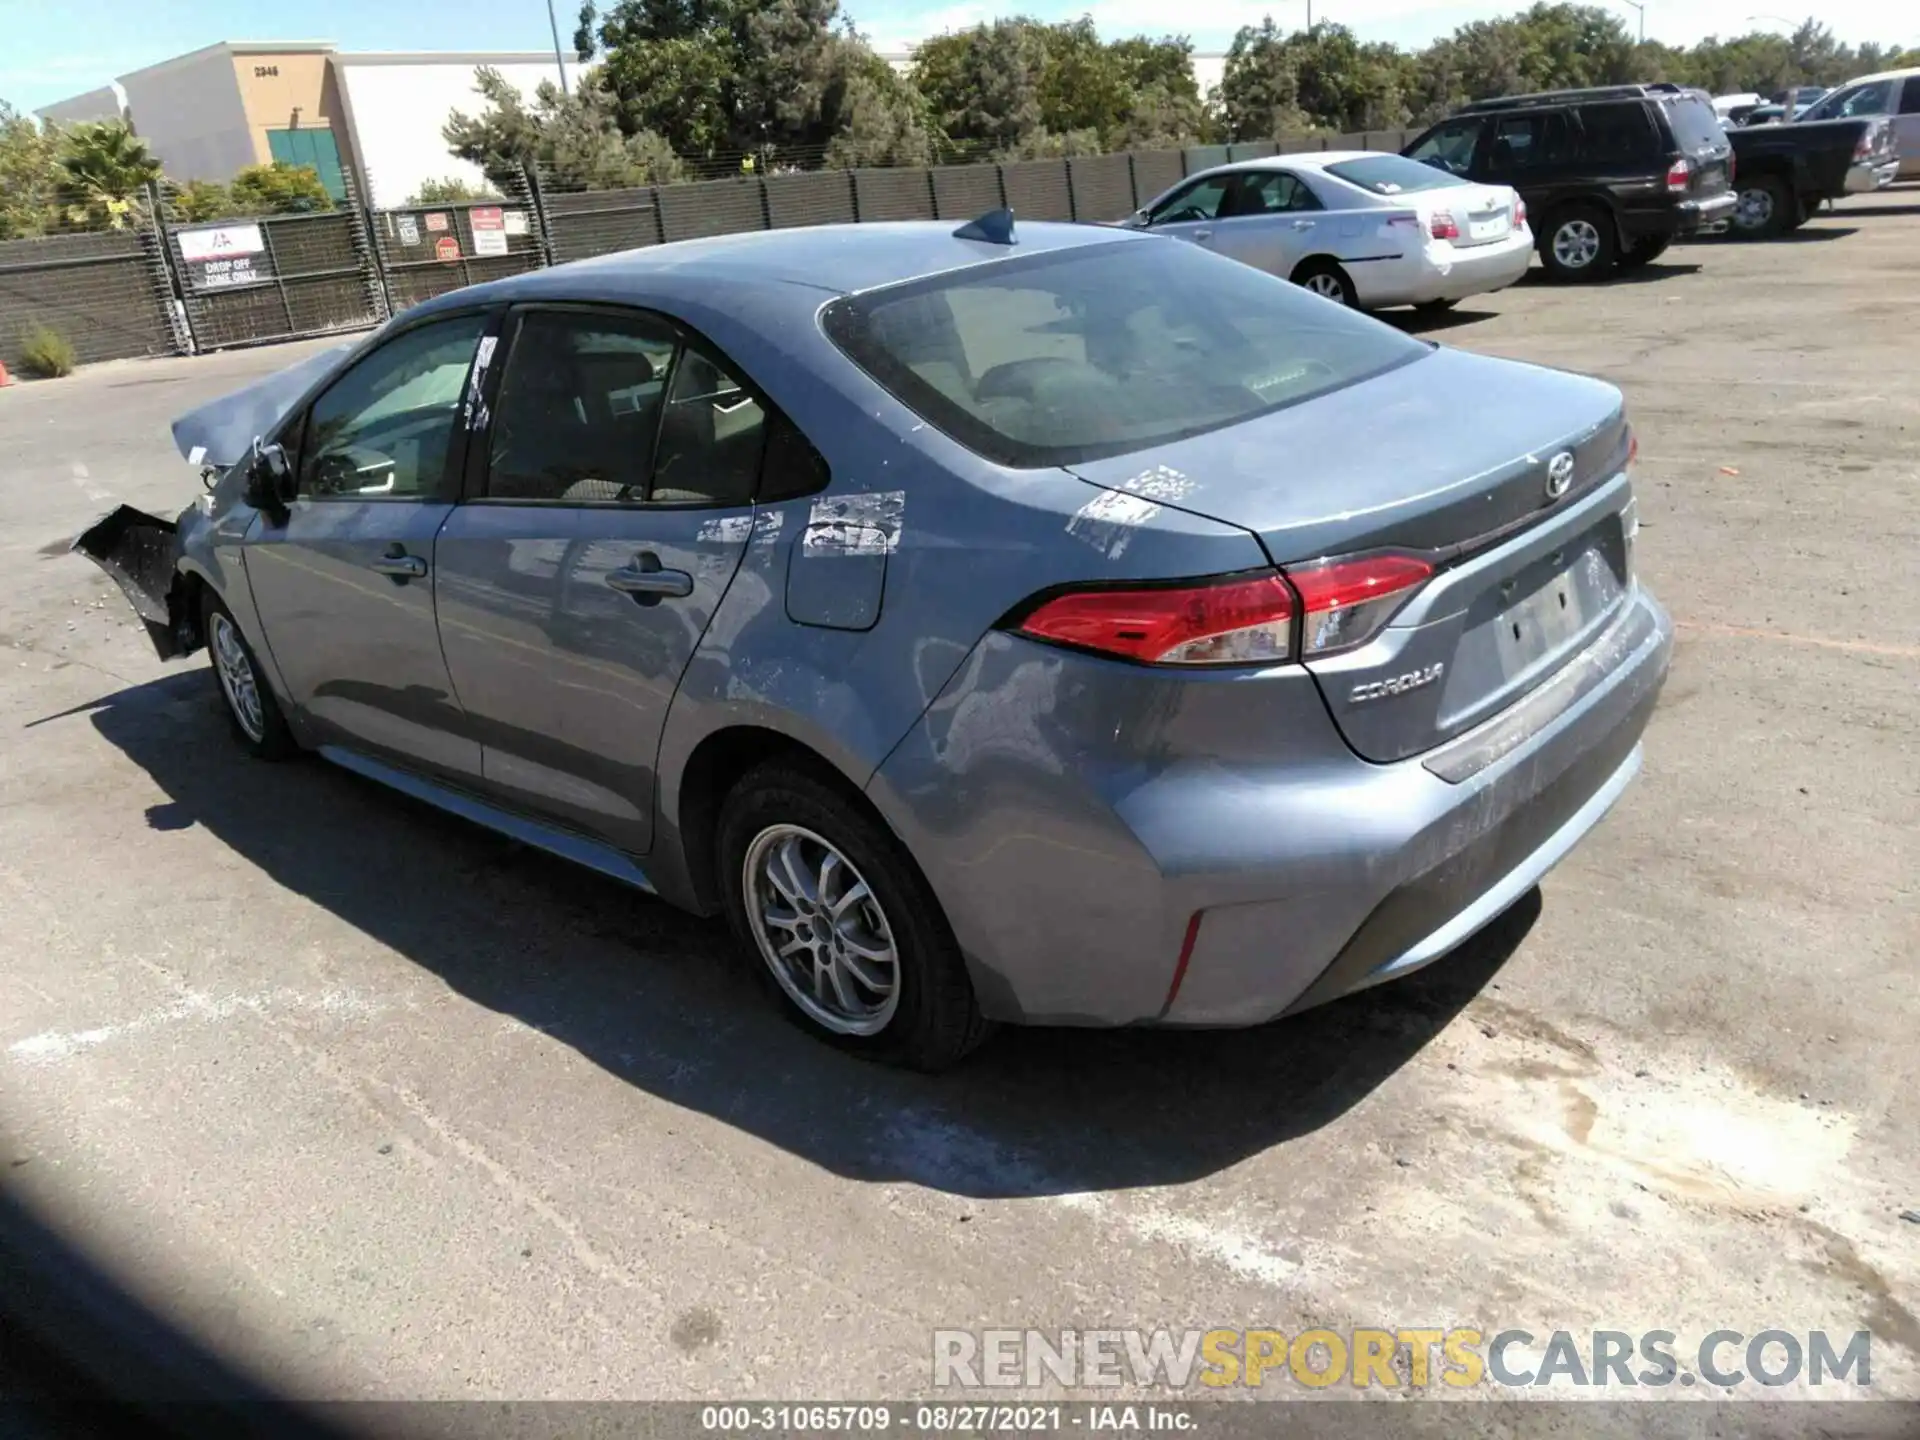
top-left (72, 505), bottom-right (189, 661)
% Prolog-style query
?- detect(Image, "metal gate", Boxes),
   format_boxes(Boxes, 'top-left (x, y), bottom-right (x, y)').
top-left (165, 206), bottom-right (386, 353)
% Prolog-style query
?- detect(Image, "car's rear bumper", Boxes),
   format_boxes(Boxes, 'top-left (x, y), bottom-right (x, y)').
top-left (1673, 191), bottom-right (1738, 235)
top-left (1846, 159), bottom-right (1900, 193)
top-left (1357, 232), bottom-right (1533, 307)
top-left (868, 585), bottom-right (1673, 1029)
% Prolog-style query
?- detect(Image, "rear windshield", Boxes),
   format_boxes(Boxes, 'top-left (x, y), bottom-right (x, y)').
top-left (1323, 155), bottom-right (1468, 195)
top-left (821, 239), bottom-right (1427, 468)
top-left (1661, 95), bottom-right (1728, 152)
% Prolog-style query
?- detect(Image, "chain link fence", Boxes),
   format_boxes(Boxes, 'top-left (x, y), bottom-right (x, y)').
top-left (1, 131), bottom-right (1423, 373)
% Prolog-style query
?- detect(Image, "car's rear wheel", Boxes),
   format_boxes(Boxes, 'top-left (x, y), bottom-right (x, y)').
top-left (1730, 175), bottom-right (1792, 239)
top-left (1539, 206), bottom-right (1615, 281)
top-left (717, 762), bottom-right (990, 1071)
top-left (1616, 235), bottom-right (1671, 270)
top-left (1292, 259), bottom-right (1358, 308)
top-left (204, 594), bottom-right (297, 760)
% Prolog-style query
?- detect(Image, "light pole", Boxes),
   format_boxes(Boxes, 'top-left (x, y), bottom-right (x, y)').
top-left (1615, 0), bottom-right (1645, 43)
top-left (546, 0), bottom-right (571, 94)
top-left (1746, 14), bottom-right (1795, 29)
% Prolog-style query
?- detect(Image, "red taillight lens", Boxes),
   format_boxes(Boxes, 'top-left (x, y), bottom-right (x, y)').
top-left (1727, 153), bottom-right (1736, 184)
top-left (1513, 198), bottom-right (1527, 228)
top-left (1286, 552), bottom-right (1436, 656)
top-left (1014, 572), bottom-right (1296, 666)
top-left (1627, 430), bottom-right (1639, 468)
top-left (1665, 157), bottom-right (1692, 193)
top-left (1012, 554), bottom-right (1436, 666)
top-left (1429, 210), bottom-right (1459, 240)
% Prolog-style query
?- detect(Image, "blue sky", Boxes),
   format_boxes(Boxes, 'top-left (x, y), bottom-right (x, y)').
top-left (4, 0), bottom-right (1913, 110)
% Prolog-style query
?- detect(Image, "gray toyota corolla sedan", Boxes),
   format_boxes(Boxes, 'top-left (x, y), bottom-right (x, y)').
top-left (80, 212), bottom-right (1671, 1070)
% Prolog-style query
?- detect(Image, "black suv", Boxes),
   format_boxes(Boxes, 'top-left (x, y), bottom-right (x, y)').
top-left (1403, 84), bottom-right (1737, 281)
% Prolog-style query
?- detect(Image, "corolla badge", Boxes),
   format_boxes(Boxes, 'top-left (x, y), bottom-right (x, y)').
top-left (1545, 451), bottom-right (1576, 499)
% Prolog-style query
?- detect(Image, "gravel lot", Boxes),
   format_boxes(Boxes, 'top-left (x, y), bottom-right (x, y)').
top-left (1, 191), bottom-right (1915, 1408)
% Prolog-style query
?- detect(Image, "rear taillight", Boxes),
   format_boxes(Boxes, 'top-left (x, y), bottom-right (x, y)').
top-left (1513, 197), bottom-right (1527, 228)
top-left (1285, 552), bottom-right (1436, 656)
top-left (1855, 130), bottom-right (1873, 159)
top-left (1011, 553), bottom-right (1434, 666)
top-left (1013, 572), bottom-right (1296, 666)
top-left (1429, 211), bottom-right (1460, 240)
top-left (1665, 157), bottom-right (1692, 193)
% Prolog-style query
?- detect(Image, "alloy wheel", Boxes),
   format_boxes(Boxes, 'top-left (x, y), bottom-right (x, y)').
top-left (1303, 272), bottom-right (1348, 303)
top-left (1552, 219), bottom-right (1601, 270)
top-left (743, 824), bottom-right (900, 1035)
top-left (210, 613), bottom-right (266, 743)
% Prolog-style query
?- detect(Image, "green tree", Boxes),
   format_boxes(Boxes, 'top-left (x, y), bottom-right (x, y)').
top-left (911, 21), bottom-right (1047, 153)
top-left (227, 160), bottom-right (333, 214)
top-left (407, 176), bottom-right (497, 204)
top-left (1219, 19), bottom-right (1311, 140)
top-left (0, 101), bottom-right (61, 239)
top-left (55, 120), bottom-right (162, 229)
top-left (444, 65), bottom-right (682, 190)
top-left (171, 178), bottom-right (233, 221)
top-left (821, 44), bottom-right (937, 168)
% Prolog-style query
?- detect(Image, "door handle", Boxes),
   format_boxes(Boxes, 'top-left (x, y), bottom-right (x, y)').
top-left (1191, 228), bottom-right (1213, 241)
top-left (1291, 218), bottom-right (1316, 229)
top-left (605, 551), bottom-right (694, 602)
top-left (369, 545), bottom-right (427, 580)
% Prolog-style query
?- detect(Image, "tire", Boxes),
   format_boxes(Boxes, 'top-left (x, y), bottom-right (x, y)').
top-left (717, 761), bottom-right (991, 1071)
top-left (1730, 175), bottom-right (1792, 240)
top-left (203, 594), bottom-right (298, 761)
top-left (1538, 206), bottom-right (1616, 281)
top-left (1412, 298), bottom-right (1458, 314)
top-left (1291, 258), bottom-right (1358, 308)
top-left (1616, 235), bottom-right (1671, 270)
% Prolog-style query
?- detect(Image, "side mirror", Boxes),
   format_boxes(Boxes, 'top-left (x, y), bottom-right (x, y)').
top-left (245, 438), bottom-right (292, 520)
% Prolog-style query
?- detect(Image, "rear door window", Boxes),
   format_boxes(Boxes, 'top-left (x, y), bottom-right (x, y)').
top-left (1900, 77), bottom-right (1920, 115)
top-left (1821, 81), bottom-right (1895, 120)
top-left (1231, 171), bottom-right (1323, 214)
top-left (481, 308), bottom-right (815, 508)
top-left (1489, 111), bottom-right (1575, 169)
top-left (1576, 102), bottom-right (1659, 162)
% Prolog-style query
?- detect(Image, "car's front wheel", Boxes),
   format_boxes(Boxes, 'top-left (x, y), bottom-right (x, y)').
top-left (1539, 207), bottom-right (1616, 281)
top-left (204, 595), bottom-right (298, 760)
top-left (717, 762), bottom-right (990, 1071)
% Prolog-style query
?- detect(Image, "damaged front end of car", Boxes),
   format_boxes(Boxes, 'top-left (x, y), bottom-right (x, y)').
top-left (72, 503), bottom-right (197, 660)
top-left (69, 340), bottom-right (356, 663)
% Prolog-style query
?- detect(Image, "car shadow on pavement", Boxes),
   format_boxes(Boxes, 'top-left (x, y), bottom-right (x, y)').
top-left (1519, 260), bottom-right (1701, 289)
top-left (66, 669), bottom-right (1532, 1201)
top-left (1380, 306), bottom-right (1500, 336)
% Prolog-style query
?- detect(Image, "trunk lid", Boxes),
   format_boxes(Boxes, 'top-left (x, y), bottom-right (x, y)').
top-left (1420, 187), bottom-right (1517, 248)
top-left (1066, 347), bottom-right (1636, 764)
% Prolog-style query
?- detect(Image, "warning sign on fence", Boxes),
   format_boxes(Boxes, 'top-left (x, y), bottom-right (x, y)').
top-left (396, 215), bottom-right (420, 246)
top-left (424, 212), bottom-right (449, 233)
top-left (435, 235), bottom-right (461, 263)
top-left (471, 205), bottom-right (508, 256)
top-left (176, 222), bottom-right (271, 291)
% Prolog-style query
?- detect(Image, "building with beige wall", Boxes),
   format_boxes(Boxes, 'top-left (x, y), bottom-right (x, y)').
top-left (42, 41), bottom-right (358, 202)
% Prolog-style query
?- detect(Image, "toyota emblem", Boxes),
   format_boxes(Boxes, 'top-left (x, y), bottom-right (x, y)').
top-left (1545, 451), bottom-right (1575, 499)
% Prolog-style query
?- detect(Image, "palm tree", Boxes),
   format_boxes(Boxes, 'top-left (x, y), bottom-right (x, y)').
top-left (55, 121), bottom-right (163, 229)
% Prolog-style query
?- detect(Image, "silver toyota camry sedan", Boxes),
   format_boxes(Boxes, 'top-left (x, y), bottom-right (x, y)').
top-left (81, 213), bottom-right (1671, 1070)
